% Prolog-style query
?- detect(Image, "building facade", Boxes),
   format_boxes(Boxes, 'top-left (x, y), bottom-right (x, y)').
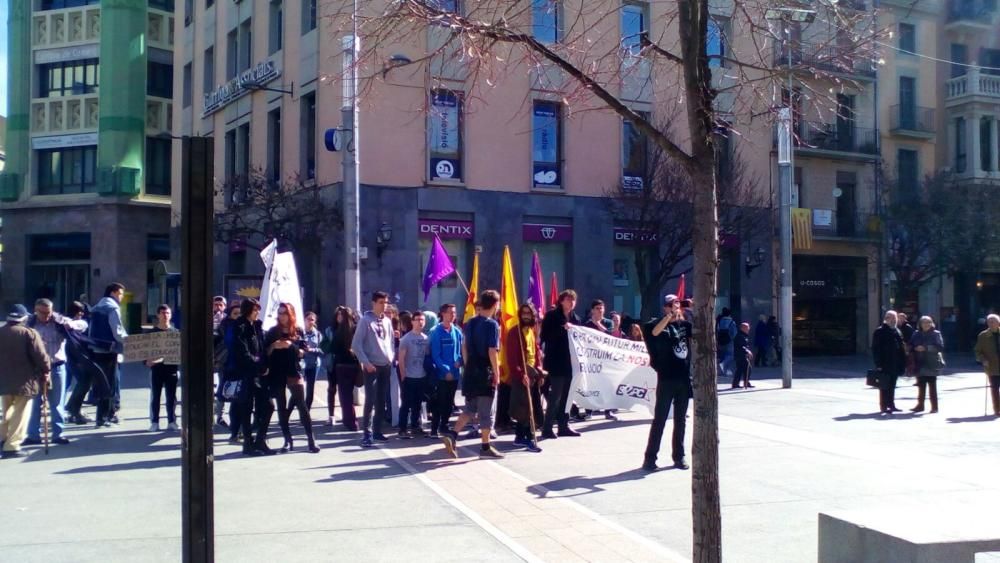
top-left (172, 0), bottom-right (775, 325)
top-left (0, 0), bottom-right (176, 321)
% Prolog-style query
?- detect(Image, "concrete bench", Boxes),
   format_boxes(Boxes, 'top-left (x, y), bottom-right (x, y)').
top-left (819, 511), bottom-right (1000, 563)
top-left (978, 553), bottom-right (1000, 563)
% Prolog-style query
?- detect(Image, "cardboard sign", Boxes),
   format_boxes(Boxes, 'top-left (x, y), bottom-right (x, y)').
top-left (124, 331), bottom-right (181, 365)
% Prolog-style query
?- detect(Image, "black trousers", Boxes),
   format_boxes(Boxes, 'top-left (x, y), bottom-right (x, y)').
top-left (236, 380), bottom-right (274, 448)
top-left (92, 352), bottom-right (118, 423)
top-left (150, 371), bottom-right (178, 424)
top-left (915, 376), bottom-right (938, 409)
top-left (496, 383), bottom-right (512, 428)
top-left (990, 376), bottom-right (1000, 414)
top-left (644, 379), bottom-right (691, 465)
top-left (304, 366), bottom-right (319, 410)
top-left (398, 377), bottom-right (426, 432)
top-left (277, 379), bottom-right (314, 444)
top-left (878, 372), bottom-right (899, 411)
top-left (733, 359), bottom-right (751, 387)
top-left (542, 376), bottom-right (573, 431)
top-left (432, 379), bottom-right (458, 434)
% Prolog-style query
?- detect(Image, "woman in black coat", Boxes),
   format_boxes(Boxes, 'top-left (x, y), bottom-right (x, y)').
top-left (265, 303), bottom-right (319, 453)
top-left (872, 310), bottom-right (907, 414)
top-left (910, 316), bottom-right (945, 413)
top-left (230, 299), bottom-right (273, 456)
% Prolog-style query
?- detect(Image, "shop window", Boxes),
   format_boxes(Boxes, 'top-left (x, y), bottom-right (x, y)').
top-left (429, 90), bottom-right (463, 182)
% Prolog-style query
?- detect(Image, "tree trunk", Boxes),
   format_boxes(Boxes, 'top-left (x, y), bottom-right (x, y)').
top-left (677, 1), bottom-right (722, 561)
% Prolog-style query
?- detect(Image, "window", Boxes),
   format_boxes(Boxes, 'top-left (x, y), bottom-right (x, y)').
top-left (237, 123), bottom-right (251, 177)
top-left (532, 0), bottom-right (559, 44)
top-left (896, 149), bottom-right (918, 202)
top-left (898, 76), bottom-right (915, 129)
top-left (240, 20), bottom-right (253, 73)
top-left (145, 137), bottom-right (172, 196)
top-left (147, 235), bottom-right (171, 261)
top-left (185, 0), bottom-right (193, 25)
top-left (980, 48), bottom-right (1000, 76)
top-left (267, 108), bottom-right (282, 181)
top-left (227, 30), bottom-right (238, 79)
top-left (302, 0), bottom-right (317, 33)
top-left (955, 117), bottom-right (967, 173)
top-left (225, 129), bottom-right (237, 180)
top-left (203, 47), bottom-right (215, 94)
top-left (792, 167), bottom-right (802, 207)
top-left (707, 17), bottom-right (729, 68)
top-left (951, 43), bottom-right (968, 78)
top-left (835, 172), bottom-right (857, 237)
top-left (429, 90), bottom-right (463, 182)
top-left (38, 59), bottom-right (99, 98)
top-left (147, 62), bottom-right (174, 98)
top-left (898, 23), bottom-right (915, 55)
top-left (182, 63), bottom-right (192, 107)
top-left (206, 0), bottom-right (214, 7)
top-left (301, 93), bottom-right (316, 180)
top-left (532, 100), bottom-right (562, 188)
top-left (621, 3), bottom-right (647, 57)
top-left (982, 117), bottom-right (994, 171)
top-left (149, 0), bottom-right (176, 10)
top-left (37, 146), bottom-right (97, 195)
top-left (622, 113), bottom-right (648, 190)
top-left (269, 1), bottom-right (284, 55)
top-left (40, 0), bottom-right (99, 9)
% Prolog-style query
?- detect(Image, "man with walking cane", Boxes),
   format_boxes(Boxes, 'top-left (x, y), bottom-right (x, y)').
top-left (0, 304), bottom-right (52, 459)
top-left (506, 303), bottom-right (544, 453)
top-left (973, 313), bottom-right (1000, 417)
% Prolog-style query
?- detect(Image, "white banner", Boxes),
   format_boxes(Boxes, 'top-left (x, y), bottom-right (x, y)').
top-left (567, 325), bottom-right (658, 415)
top-left (259, 241), bottom-right (305, 331)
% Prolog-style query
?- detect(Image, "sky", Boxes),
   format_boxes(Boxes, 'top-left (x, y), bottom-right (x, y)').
top-left (0, 1), bottom-right (7, 116)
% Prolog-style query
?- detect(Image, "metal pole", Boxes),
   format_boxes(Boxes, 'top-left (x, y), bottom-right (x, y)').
top-left (180, 136), bottom-right (215, 563)
top-left (778, 108), bottom-right (794, 389)
top-left (342, 34), bottom-right (361, 313)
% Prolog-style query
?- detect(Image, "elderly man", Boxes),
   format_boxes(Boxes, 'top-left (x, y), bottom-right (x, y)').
top-left (872, 310), bottom-right (907, 415)
top-left (974, 314), bottom-right (1000, 416)
top-left (24, 299), bottom-right (87, 446)
top-left (0, 305), bottom-right (51, 459)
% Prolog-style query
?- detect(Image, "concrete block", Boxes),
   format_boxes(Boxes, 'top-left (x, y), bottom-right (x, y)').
top-left (977, 552), bottom-right (1000, 563)
top-left (819, 511), bottom-right (1000, 563)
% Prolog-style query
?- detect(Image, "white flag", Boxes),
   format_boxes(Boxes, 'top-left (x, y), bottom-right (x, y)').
top-left (259, 241), bottom-right (305, 331)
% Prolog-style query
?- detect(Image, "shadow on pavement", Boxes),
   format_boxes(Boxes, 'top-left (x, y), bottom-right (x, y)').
top-left (946, 415), bottom-right (998, 424)
top-left (833, 412), bottom-right (921, 421)
top-left (527, 469), bottom-right (649, 498)
top-left (56, 457), bottom-right (180, 474)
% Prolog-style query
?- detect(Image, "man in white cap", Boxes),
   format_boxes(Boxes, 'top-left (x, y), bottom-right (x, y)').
top-left (641, 294), bottom-right (693, 471)
top-left (0, 304), bottom-right (51, 459)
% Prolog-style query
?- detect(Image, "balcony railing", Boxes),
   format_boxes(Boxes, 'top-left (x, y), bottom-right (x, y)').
top-left (813, 211), bottom-right (880, 239)
top-left (947, 0), bottom-right (997, 22)
top-left (774, 44), bottom-right (877, 79)
top-left (890, 105), bottom-right (935, 134)
top-left (947, 68), bottom-right (1000, 101)
top-left (795, 121), bottom-right (879, 156)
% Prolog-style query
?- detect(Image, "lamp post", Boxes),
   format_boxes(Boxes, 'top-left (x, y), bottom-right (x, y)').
top-left (342, 33), bottom-right (361, 313)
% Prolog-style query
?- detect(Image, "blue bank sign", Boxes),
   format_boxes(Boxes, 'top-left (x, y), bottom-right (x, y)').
top-left (202, 60), bottom-right (280, 117)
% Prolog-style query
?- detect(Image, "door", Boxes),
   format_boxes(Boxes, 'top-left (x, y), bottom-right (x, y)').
top-left (836, 94), bottom-right (855, 151)
top-left (27, 264), bottom-right (91, 313)
top-left (898, 77), bottom-right (916, 129)
top-left (835, 178), bottom-right (857, 237)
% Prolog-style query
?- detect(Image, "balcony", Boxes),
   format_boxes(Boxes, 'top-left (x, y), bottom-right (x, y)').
top-left (147, 9), bottom-right (176, 50)
top-left (774, 44), bottom-right (877, 81)
top-left (889, 105), bottom-right (936, 139)
top-left (790, 121), bottom-right (879, 161)
top-left (946, 0), bottom-right (997, 31)
top-left (813, 211), bottom-right (881, 240)
top-left (946, 68), bottom-right (1000, 108)
top-left (33, 5), bottom-right (101, 47)
top-left (31, 94), bottom-right (100, 135)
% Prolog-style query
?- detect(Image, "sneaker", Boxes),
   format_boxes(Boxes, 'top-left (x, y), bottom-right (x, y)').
top-left (215, 418), bottom-right (229, 429)
top-left (511, 437), bottom-right (530, 448)
top-left (167, 422), bottom-right (179, 431)
top-left (557, 427), bottom-right (581, 437)
top-left (440, 433), bottom-right (458, 458)
top-left (52, 437), bottom-right (71, 445)
top-left (429, 430), bottom-right (440, 438)
top-left (641, 462), bottom-right (660, 472)
top-left (673, 459), bottom-right (690, 470)
top-left (604, 411), bottom-right (618, 421)
top-left (372, 433), bottom-right (390, 442)
top-left (397, 429), bottom-right (412, 440)
top-left (524, 441), bottom-right (542, 453)
top-left (228, 436), bottom-right (241, 445)
top-left (479, 445), bottom-right (504, 459)
top-left (464, 429), bottom-right (480, 440)
top-left (1, 450), bottom-right (27, 459)
top-left (109, 415), bottom-right (121, 424)
top-left (326, 416), bottom-right (334, 426)
top-left (489, 430), bottom-right (499, 440)
top-left (410, 428), bottom-right (427, 438)
top-left (148, 422), bottom-right (161, 432)
top-left (541, 430), bottom-right (558, 440)
top-left (22, 437), bottom-right (41, 446)
top-left (361, 435), bottom-right (374, 448)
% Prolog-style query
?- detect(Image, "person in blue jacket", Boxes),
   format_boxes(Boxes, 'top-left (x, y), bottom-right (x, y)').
top-left (429, 303), bottom-right (463, 438)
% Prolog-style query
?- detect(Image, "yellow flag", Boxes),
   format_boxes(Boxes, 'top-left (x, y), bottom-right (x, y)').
top-left (791, 208), bottom-right (813, 250)
top-left (463, 252), bottom-right (479, 323)
top-left (500, 246), bottom-right (519, 383)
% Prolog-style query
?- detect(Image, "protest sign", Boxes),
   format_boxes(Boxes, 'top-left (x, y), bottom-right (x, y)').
top-left (567, 325), bottom-right (658, 414)
top-left (124, 331), bottom-right (181, 365)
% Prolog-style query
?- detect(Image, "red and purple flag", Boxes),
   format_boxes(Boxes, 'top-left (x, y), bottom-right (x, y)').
top-left (528, 252), bottom-right (545, 310)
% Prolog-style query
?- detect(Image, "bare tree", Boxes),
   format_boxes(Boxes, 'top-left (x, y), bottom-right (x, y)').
top-left (327, 1), bottom-right (882, 558)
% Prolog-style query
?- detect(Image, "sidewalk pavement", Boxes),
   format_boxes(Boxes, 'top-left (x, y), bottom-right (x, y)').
top-left (2, 363), bottom-right (999, 562)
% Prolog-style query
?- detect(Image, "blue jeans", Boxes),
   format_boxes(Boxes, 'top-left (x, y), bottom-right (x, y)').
top-left (28, 363), bottom-right (67, 440)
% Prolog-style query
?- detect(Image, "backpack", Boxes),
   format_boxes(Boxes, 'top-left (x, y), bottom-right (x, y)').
top-left (716, 318), bottom-right (733, 347)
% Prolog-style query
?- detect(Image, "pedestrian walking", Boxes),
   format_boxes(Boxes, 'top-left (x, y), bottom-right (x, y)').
top-left (733, 322), bottom-right (754, 389)
top-left (0, 304), bottom-right (52, 459)
top-left (429, 303), bottom-right (463, 438)
top-left (716, 308), bottom-right (737, 379)
top-left (397, 311), bottom-right (430, 439)
top-left (872, 310), bottom-right (906, 415)
top-left (301, 311), bottom-right (323, 411)
top-left (352, 291), bottom-right (395, 448)
top-left (910, 316), bottom-right (944, 413)
top-left (146, 305), bottom-right (180, 432)
top-left (641, 294), bottom-right (692, 471)
top-left (506, 303), bottom-right (544, 453)
top-left (328, 307), bottom-right (360, 430)
top-left (974, 314), bottom-right (1000, 417)
top-left (540, 290), bottom-right (583, 439)
top-left (753, 314), bottom-right (770, 367)
top-left (265, 303), bottom-right (319, 453)
top-left (440, 290), bottom-right (504, 460)
top-left (24, 299), bottom-right (86, 447)
top-left (87, 283), bottom-right (129, 427)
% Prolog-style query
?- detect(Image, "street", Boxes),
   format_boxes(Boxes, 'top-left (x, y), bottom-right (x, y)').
top-left (2, 361), bottom-right (999, 563)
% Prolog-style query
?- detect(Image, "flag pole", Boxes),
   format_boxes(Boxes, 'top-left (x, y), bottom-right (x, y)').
top-left (516, 321), bottom-right (538, 445)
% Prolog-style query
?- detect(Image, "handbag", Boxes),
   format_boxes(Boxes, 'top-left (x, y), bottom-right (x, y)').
top-left (934, 352), bottom-right (946, 370)
top-left (221, 380), bottom-right (243, 401)
top-left (354, 367), bottom-right (364, 388)
top-left (866, 369), bottom-right (879, 387)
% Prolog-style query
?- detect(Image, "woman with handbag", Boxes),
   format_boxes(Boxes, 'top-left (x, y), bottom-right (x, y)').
top-left (910, 316), bottom-right (945, 413)
top-left (331, 307), bottom-right (361, 431)
top-left (266, 303), bottom-right (319, 453)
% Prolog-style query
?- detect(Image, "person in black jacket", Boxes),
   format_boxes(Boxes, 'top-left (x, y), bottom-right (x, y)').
top-left (641, 294), bottom-right (692, 471)
top-left (539, 289), bottom-right (583, 439)
top-left (265, 303), bottom-right (319, 453)
top-left (872, 310), bottom-right (906, 414)
top-left (732, 322), bottom-right (754, 389)
top-left (229, 299), bottom-right (274, 456)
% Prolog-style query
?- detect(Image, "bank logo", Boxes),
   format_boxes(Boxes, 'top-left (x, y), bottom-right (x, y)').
top-left (541, 227), bottom-right (557, 240)
top-left (435, 160), bottom-right (455, 179)
top-left (534, 170), bottom-right (558, 185)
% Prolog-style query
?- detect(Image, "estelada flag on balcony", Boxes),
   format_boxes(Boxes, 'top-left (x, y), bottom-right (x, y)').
top-left (791, 208), bottom-right (813, 250)
top-left (422, 234), bottom-right (456, 303)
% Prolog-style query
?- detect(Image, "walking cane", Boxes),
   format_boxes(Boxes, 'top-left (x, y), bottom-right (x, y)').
top-left (42, 379), bottom-right (50, 455)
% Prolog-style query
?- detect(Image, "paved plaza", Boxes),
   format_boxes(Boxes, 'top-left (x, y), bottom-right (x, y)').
top-left (2, 359), bottom-right (999, 563)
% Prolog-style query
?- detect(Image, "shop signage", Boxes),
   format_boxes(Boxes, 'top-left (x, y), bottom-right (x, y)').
top-left (813, 209), bottom-right (833, 227)
top-left (523, 223), bottom-right (573, 242)
top-left (31, 133), bottom-right (99, 150)
top-left (35, 44), bottom-right (100, 64)
top-left (614, 227), bottom-right (658, 246)
top-left (419, 219), bottom-right (474, 240)
top-left (202, 60), bottom-right (280, 116)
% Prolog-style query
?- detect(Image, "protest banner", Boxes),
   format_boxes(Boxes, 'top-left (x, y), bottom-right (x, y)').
top-left (124, 330), bottom-right (181, 364)
top-left (567, 325), bottom-right (658, 414)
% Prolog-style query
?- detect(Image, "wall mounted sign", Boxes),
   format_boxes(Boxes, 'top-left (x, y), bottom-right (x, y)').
top-left (202, 60), bottom-right (280, 117)
top-left (418, 218), bottom-right (474, 240)
top-left (523, 223), bottom-right (573, 242)
top-left (813, 209), bottom-right (833, 227)
top-left (614, 227), bottom-right (658, 246)
top-left (31, 132), bottom-right (99, 150)
top-left (35, 44), bottom-right (100, 64)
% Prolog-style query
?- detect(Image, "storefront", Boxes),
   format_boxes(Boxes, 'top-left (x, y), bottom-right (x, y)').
top-left (792, 256), bottom-right (868, 355)
top-left (611, 227), bottom-right (655, 317)
top-left (417, 217), bottom-right (473, 311)
top-left (521, 221), bottom-right (571, 304)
